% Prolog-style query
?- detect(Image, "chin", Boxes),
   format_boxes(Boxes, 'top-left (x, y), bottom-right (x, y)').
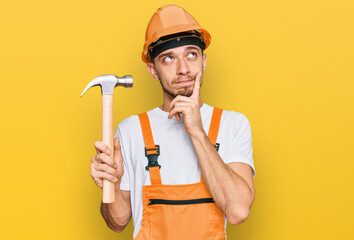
top-left (176, 91), bottom-right (193, 97)
top-left (176, 88), bottom-right (193, 97)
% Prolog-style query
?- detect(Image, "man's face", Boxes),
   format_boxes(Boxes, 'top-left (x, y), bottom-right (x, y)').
top-left (147, 45), bottom-right (207, 98)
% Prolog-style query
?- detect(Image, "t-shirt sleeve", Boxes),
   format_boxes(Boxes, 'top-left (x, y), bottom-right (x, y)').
top-left (114, 125), bottom-right (131, 191)
top-left (224, 113), bottom-right (256, 177)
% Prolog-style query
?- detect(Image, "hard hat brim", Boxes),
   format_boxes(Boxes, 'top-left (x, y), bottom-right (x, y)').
top-left (142, 24), bottom-right (211, 63)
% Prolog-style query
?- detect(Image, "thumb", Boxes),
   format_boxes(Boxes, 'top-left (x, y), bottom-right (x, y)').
top-left (113, 137), bottom-right (124, 176)
top-left (113, 137), bottom-right (122, 154)
top-left (113, 137), bottom-right (123, 162)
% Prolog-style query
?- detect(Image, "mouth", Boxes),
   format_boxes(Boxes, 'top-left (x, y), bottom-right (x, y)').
top-left (174, 78), bottom-right (195, 86)
top-left (175, 80), bottom-right (194, 87)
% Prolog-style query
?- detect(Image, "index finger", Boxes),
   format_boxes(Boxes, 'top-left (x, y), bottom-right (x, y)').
top-left (94, 141), bottom-right (111, 155)
top-left (192, 72), bottom-right (202, 98)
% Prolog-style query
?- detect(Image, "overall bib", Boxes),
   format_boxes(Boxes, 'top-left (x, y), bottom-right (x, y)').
top-left (134, 107), bottom-right (226, 240)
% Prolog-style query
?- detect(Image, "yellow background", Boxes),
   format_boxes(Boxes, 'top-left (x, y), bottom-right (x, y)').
top-left (1, 0), bottom-right (353, 239)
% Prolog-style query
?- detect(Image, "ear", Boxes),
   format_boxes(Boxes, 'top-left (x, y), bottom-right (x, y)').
top-left (202, 53), bottom-right (207, 73)
top-left (146, 62), bottom-right (160, 81)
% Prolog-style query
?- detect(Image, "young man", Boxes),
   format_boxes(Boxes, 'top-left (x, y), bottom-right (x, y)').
top-left (90, 5), bottom-right (255, 239)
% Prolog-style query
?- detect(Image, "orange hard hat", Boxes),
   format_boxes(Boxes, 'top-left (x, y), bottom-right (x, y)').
top-left (142, 5), bottom-right (211, 63)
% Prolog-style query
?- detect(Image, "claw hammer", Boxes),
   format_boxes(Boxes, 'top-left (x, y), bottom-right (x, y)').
top-left (81, 74), bottom-right (133, 203)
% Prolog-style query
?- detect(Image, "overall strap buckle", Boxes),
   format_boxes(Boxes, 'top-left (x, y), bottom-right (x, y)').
top-left (145, 145), bottom-right (161, 170)
top-left (214, 143), bottom-right (220, 152)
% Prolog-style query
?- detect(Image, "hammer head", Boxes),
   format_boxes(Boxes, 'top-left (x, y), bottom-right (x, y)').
top-left (80, 74), bottom-right (133, 96)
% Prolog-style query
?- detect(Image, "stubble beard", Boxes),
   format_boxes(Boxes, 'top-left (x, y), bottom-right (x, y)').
top-left (160, 82), bottom-right (193, 98)
top-left (156, 72), bottom-right (199, 98)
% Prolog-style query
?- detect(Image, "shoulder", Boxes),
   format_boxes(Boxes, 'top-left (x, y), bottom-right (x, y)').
top-left (118, 114), bottom-right (140, 131)
top-left (221, 108), bottom-right (247, 122)
top-left (116, 108), bottom-right (158, 137)
top-left (224, 109), bottom-right (251, 134)
top-left (210, 106), bottom-right (252, 138)
top-left (114, 115), bottom-right (140, 143)
top-left (207, 104), bottom-right (250, 129)
top-left (219, 109), bottom-right (252, 144)
top-left (223, 109), bottom-right (250, 128)
top-left (204, 103), bottom-right (246, 119)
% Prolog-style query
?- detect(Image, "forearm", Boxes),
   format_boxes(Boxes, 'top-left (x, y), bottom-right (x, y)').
top-left (190, 131), bottom-right (254, 224)
top-left (100, 187), bottom-right (131, 232)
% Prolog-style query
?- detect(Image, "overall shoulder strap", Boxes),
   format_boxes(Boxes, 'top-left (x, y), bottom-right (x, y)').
top-left (208, 107), bottom-right (223, 147)
top-left (138, 112), bottom-right (162, 185)
top-left (201, 107), bottom-right (223, 184)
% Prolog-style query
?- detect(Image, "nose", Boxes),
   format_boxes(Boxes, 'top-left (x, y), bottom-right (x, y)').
top-left (177, 58), bottom-right (190, 76)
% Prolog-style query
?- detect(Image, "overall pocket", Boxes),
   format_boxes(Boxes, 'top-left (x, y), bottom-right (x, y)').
top-left (148, 197), bottom-right (224, 240)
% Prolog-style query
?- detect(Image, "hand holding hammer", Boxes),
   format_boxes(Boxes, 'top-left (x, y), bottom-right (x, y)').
top-left (81, 74), bottom-right (133, 203)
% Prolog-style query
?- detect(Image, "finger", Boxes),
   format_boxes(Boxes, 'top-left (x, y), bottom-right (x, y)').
top-left (113, 138), bottom-right (123, 168)
top-left (169, 108), bottom-right (181, 119)
top-left (169, 95), bottom-right (193, 111)
top-left (174, 101), bottom-right (192, 107)
top-left (192, 72), bottom-right (202, 98)
top-left (113, 137), bottom-right (124, 177)
top-left (91, 162), bottom-right (119, 177)
top-left (96, 179), bottom-right (103, 188)
top-left (96, 170), bottom-right (119, 183)
top-left (91, 167), bottom-right (118, 188)
top-left (92, 175), bottom-right (103, 188)
top-left (94, 141), bottom-right (111, 155)
top-left (174, 113), bottom-right (181, 121)
top-left (168, 106), bottom-right (189, 119)
top-left (168, 102), bottom-right (193, 119)
top-left (97, 152), bottom-right (116, 168)
top-left (91, 166), bottom-right (119, 183)
top-left (92, 155), bottom-right (104, 165)
top-left (113, 137), bottom-right (122, 160)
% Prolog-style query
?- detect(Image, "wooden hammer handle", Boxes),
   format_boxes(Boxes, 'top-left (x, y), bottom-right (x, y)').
top-left (102, 94), bottom-right (115, 203)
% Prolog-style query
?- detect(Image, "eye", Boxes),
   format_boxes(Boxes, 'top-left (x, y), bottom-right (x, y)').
top-left (187, 52), bottom-right (197, 59)
top-left (163, 56), bottom-right (173, 63)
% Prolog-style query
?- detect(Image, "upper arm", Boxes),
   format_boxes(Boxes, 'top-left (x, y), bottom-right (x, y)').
top-left (223, 113), bottom-right (255, 177)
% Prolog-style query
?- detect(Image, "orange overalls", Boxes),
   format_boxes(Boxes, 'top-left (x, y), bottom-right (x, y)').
top-left (134, 107), bottom-right (226, 240)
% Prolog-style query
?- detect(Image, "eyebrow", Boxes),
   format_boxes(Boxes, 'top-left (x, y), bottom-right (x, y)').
top-left (158, 51), bottom-right (173, 61)
top-left (186, 46), bottom-right (200, 52)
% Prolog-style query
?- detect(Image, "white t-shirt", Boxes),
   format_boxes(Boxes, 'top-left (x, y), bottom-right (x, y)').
top-left (115, 103), bottom-right (255, 238)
